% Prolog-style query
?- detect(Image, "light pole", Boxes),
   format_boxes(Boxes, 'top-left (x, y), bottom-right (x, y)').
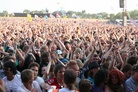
top-left (122, 0), bottom-right (127, 26)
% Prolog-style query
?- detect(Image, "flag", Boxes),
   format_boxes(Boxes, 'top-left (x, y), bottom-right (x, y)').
top-left (50, 13), bottom-right (55, 18)
top-left (27, 14), bottom-right (32, 22)
top-left (56, 12), bottom-right (61, 18)
top-left (45, 15), bottom-right (49, 21)
top-left (130, 18), bottom-right (137, 26)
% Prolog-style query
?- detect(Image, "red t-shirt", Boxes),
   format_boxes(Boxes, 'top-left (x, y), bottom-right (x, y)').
top-left (47, 78), bottom-right (62, 89)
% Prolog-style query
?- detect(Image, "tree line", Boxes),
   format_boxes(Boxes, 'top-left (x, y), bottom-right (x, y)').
top-left (0, 9), bottom-right (138, 20)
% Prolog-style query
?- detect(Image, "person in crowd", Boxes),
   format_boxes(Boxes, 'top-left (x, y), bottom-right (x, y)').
top-left (47, 64), bottom-right (65, 89)
top-left (105, 69), bottom-right (125, 92)
top-left (28, 62), bottom-right (51, 91)
top-left (0, 17), bottom-right (138, 92)
top-left (3, 61), bottom-right (22, 92)
top-left (16, 69), bottom-right (42, 92)
top-left (122, 64), bottom-right (132, 81)
top-left (87, 62), bottom-right (100, 86)
top-left (79, 79), bottom-right (92, 92)
top-left (41, 64), bottom-right (55, 82)
top-left (125, 65), bottom-right (138, 92)
top-left (58, 69), bottom-right (78, 92)
top-left (91, 69), bottom-right (108, 92)
top-left (66, 60), bottom-right (80, 89)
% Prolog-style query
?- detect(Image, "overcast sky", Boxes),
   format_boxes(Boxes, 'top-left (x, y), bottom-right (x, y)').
top-left (0, 0), bottom-right (138, 14)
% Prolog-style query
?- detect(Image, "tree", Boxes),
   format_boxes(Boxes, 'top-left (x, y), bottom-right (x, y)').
top-left (130, 10), bottom-right (138, 20)
top-left (100, 12), bottom-right (108, 19)
top-left (1, 10), bottom-right (8, 16)
top-left (23, 9), bottom-right (30, 13)
top-left (115, 12), bottom-right (122, 19)
top-left (109, 13), bottom-right (115, 20)
top-left (82, 10), bottom-right (86, 14)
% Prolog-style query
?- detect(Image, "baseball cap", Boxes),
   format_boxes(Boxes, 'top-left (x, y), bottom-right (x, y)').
top-left (88, 62), bottom-right (100, 70)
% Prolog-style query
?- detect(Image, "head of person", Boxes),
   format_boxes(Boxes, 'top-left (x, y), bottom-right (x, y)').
top-left (54, 64), bottom-right (65, 80)
top-left (131, 65), bottom-right (138, 83)
top-left (76, 59), bottom-right (84, 69)
top-left (3, 61), bottom-right (17, 76)
top-left (20, 40), bottom-right (29, 50)
top-left (64, 69), bottom-right (77, 90)
top-left (74, 48), bottom-right (81, 59)
top-left (7, 46), bottom-right (15, 56)
top-left (108, 69), bottom-right (125, 85)
top-left (127, 56), bottom-right (138, 66)
top-left (88, 62), bottom-right (100, 78)
top-left (79, 79), bottom-right (92, 92)
top-left (28, 62), bottom-right (40, 80)
top-left (40, 45), bottom-right (48, 54)
top-left (41, 52), bottom-right (49, 64)
top-left (66, 60), bottom-right (80, 76)
top-left (122, 64), bottom-right (132, 80)
top-left (2, 55), bottom-right (16, 64)
top-left (41, 65), bottom-right (47, 75)
top-left (94, 69), bottom-right (108, 87)
top-left (21, 69), bottom-right (34, 85)
top-left (22, 45), bottom-right (29, 53)
top-left (64, 41), bottom-right (72, 51)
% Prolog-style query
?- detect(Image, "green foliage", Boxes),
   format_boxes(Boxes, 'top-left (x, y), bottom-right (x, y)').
top-left (0, 9), bottom-right (138, 20)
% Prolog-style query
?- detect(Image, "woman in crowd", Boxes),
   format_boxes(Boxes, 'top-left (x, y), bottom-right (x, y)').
top-left (104, 69), bottom-right (125, 92)
top-left (58, 69), bottom-right (78, 92)
top-left (79, 79), bottom-right (92, 92)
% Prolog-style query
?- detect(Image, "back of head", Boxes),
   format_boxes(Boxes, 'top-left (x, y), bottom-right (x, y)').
top-left (79, 79), bottom-right (91, 92)
top-left (66, 60), bottom-right (78, 69)
top-left (132, 64), bottom-right (138, 72)
top-left (21, 69), bottom-right (34, 83)
top-left (64, 69), bottom-right (77, 90)
top-left (127, 56), bottom-right (138, 66)
top-left (122, 64), bottom-right (132, 73)
top-left (94, 69), bottom-right (108, 86)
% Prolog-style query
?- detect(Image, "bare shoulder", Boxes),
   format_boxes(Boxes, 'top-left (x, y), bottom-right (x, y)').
top-left (104, 85), bottom-right (112, 92)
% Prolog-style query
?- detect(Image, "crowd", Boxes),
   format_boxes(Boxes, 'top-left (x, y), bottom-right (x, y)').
top-left (0, 17), bottom-right (138, 92)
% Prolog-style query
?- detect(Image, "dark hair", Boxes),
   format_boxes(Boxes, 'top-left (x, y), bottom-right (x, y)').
top-left (132, 64), bottom-right (138, 72)
top-left (79, 79), bottom-right (91, 92)
top-left (101, 62), bottom-right (109, 70)
top-left (127, 56), bottom-right (138, 66)
top-left (2, 55), bottom-right (15, 63)
top-left (54, 64), bottom-right (65, 77)
top-left (64, 69), bottom-right (77, 90)
top-left (4, 61), bottom-right (17, 75)
top-left (47, 40), bottom-right (53, 47)
top-left (50, 64), bottom-right (55, 72)
top-left (94, 69), bottom-right (108, 86)
top-left (64, 41), bottom-right (70, 45)
top-left (122, 64), bottom-right (132, 73)
top-left (21, 53), bottom-right (36, 71)
top-left (21, 69), bottom-right (33, 83)
top-left (28, 62), bottom-right (40, 69)
top-left (41, 52), bottom-right (49, 64)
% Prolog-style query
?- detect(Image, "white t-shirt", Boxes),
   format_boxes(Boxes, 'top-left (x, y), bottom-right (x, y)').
top-left (59, 88), bottom-right (76, 92)
top-left (3, 74), bottom-right (23, 92)
top-left (16, 81), bottom-right (42, 92)
top-left (35, 76), bottom-right (44, 85)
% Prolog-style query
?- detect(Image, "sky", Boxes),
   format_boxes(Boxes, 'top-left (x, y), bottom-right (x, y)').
top-left (0, 0), bottom-right (138, 14)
